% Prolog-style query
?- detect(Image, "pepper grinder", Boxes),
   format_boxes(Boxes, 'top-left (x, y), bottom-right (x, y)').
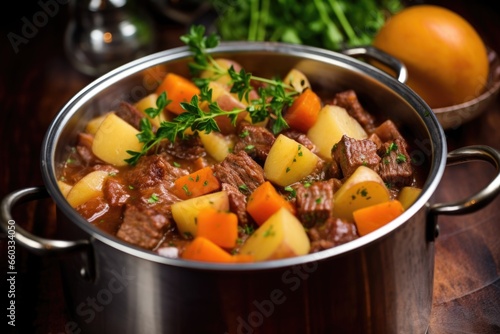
top-left (64, 0), bottom-right (156, 77)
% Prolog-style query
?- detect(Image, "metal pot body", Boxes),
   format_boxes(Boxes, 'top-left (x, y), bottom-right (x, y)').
top-left (59, 206), bottom-right (433, 334)
top-left (40, 42), bottom-right (448, 333)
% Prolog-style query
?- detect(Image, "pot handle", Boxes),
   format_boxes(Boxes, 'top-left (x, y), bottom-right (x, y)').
top-left (427, 145), bottom-right (500, 239)
top-left (342, 46), bottom-right (408, 84)
top-left (1, 186), bottom-right (89, 255)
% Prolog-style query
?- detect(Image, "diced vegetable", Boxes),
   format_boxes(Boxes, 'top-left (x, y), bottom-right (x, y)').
top-left (284, 88), bottom-right (322, 133)
top-left (85, 114), bottom-right (107, 135)
top-left (307, 105), bottom-right (367, 160)
top-left (182, 237), bottom-right (234, 263)
top-left (198, 130), bottom-right (234, 162)
top-left (92, 113), bottom-right (143, 166)
top-left (206, 81), bottom-right (249, 134)
top-left (57, 180), bottom-right (72, 197)
top-left (134, 93), bottom-right (167, 127)
top-left (353, 200), bottom-right (405, 236)
top-left (232, 254), bottom-right (255, 263)
top-left (171, 191), bottom-right (229, 238)
top-left (332, 166), bottom-right (390, 220)
top-left (65, 170), bottom-right (109, 208)
top-left (397, 186), bottom-right (422, 210)
top-left (246, 181), bottom-right (295, 226)
top-left (200, 58), bottom-right (242, 86)
top-left (264, 134), bottom-right (319, 186)
top-left (196, 207), bottom-right (238, 248)
top-left (171, 166), bottom-right (221, 200)
top-left (239, 207), bottom-right (310, 261)
top-left (156, 73), bottom-right (201, 115)
top-left (283, 68), bottom-right (311, 93)
top-left (134, 93), bottom-right (158, 113)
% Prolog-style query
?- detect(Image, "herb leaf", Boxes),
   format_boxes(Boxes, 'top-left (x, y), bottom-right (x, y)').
top-left (126, 25), bottom-right (301, 165)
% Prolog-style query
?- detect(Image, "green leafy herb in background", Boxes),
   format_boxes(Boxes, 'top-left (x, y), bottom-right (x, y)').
top-left (126, 25), bottom-right (300, 165)
top-left (212, 0), bottom-right (403, 50)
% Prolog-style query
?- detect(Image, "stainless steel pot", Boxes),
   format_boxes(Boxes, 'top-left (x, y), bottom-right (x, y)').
top-left (2, 42), bottom-right (500, 334)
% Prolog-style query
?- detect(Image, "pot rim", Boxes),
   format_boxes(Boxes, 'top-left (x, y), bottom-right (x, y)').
top-left (41, 41), bottom-right (447, 271)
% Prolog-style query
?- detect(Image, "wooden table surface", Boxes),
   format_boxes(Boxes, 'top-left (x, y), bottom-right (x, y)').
top-left (1, 0), bottom-right (499, 333)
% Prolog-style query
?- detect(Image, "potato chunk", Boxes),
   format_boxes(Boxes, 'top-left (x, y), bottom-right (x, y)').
top-left (397, 186), bottom-right (422, 210)
top-left (332, 166), bottom-right (390, 220)
top-left (171, 191), bottom-right (230, 238)
top-left (264, 134), bottom-right (319, 187)
top-left (240, 207), bottom-right (310, 261)
top-left (307, 105), bottom-right (367, 160)
top-left (85, 114), bottom-right (107, 135)
top-left (198, 131), bottom-right (234, 163)
top-left (283, 68), bottom-right (311, 93)
top-left (92, 113), bottom-right (143, 166)
top-left (200, 58), bottom-right (242, 86)
top-left (66, 170), bottom-right (109, 208)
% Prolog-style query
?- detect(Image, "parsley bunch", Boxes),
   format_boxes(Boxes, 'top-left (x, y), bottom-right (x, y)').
top-left (212, 0), bottom-right (402, 50)
top-left (126, 25), bottom-right (299, 165)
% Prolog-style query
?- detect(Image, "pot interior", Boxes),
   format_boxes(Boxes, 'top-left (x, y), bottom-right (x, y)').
top-left (42, 42), bottom-right (446, 268)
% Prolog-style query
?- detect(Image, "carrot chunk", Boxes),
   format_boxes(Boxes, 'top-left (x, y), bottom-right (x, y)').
top-left (232, 254), bottom-right (255, 263)
top-left (181, 237), bottom-right (233, 263)
top-left (197, 207), bottom-right (238, 248)
top-left (156, 73), bottom-right (201, 115)
top-left (284, 89), bottom-right (322, 132)
top-left (246, 181), bottom-right (295, 226)
top-left (353, 200), bottom-right (405, 236)
top-left (172, 166), bottom-right (221, 200)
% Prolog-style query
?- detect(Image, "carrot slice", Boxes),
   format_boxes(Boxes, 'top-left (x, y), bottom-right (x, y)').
top-left (232, 254), bottom-right (255, 263)
top-left (156, 73), bottom-right (200, 115)
top-left (181, 237), bottom-right (233, 263)
top-left (284, 88), bottom-right (322, 132)
top-left (197, 207), bottom-right (238, 248)
top-left (246, 181), bottom-right (295, 226)
top-left (353, 200), bottom-right (405, 236)
top-left (172, 166), bottom-right (221, 200)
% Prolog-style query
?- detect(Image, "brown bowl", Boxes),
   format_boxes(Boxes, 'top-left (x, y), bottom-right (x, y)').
top-left (433, 48), bottom-right (500, 129)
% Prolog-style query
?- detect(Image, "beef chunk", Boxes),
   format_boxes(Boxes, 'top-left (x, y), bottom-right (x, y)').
top-left (77, 197), bottom-right (109, 223)
top-left (115, 102), bottom-right (146, 131)
top-left (308, 218), bottom-right (358, 252)
top-left (233, 122), bottom-right (275, 163)
top-left (313, 159), bottom-right (343, 181)
top-left (281, 129), bottom-right (317, 153)
top-left (139, 184), bottom-right (183, 220)
top-left (76, 132), bottom-right (102, 165)
top-left (367, 133), bottom-right (383, 150)
top-left (213, 151), bottom-right (265, 193)
top-left (295, 179), bottom-right (336, 228)
top-left (222, 183), bottom-right (250, 226)
top-left (374, 120), bottom-right (408, 149)
top-left (103, 177), bottom-right (130, 207)
top-left (117, 205), bottom-right (169, 250)
top-left (159, 134), bottom-right (206, 161)
top-left (332, 135), bottom-right (381, 178)
top-left (124, 153), bottom-right (188, 190)
top-left (378, 139), bottom-right (414, 187)
top-left (332, 90), bottom-right (375, 133)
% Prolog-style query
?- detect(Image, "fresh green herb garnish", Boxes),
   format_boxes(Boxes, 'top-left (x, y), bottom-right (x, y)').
top-left (284, 185), bottom-right (296, 199)
top-left (396, 153), bottom-right (407, 163)
top-left (148, 193), bottom-right (159, 203)
top-left (386, 142), bottom-right (398, 155)
top-left (126, 25), bottom-right (299, 165)
top-left (238, 184), bottom-right (249, 193)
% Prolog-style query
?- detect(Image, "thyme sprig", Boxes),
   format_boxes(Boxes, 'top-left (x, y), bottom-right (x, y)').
top-left (126, 25), bottom-right (300, 165)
